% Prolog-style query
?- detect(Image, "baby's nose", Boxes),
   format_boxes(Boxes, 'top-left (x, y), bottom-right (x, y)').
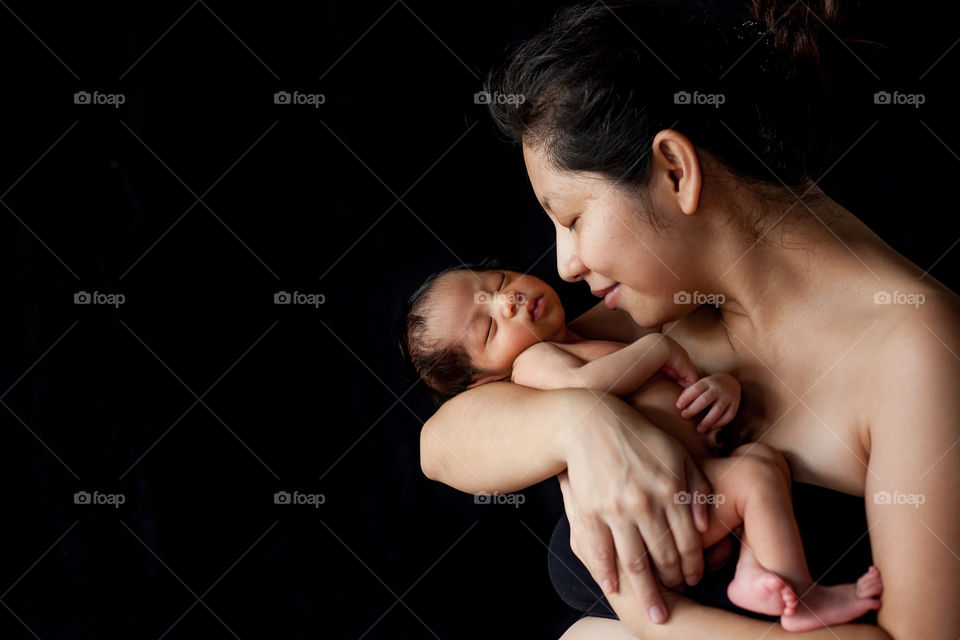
top-left (499, 291), bottom-right (518, 318)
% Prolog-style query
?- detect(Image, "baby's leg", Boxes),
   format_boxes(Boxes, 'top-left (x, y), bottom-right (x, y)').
top-left (697, 444), bottom-right (806, 616)
top-left (699, 444), bottom-right (883, 629)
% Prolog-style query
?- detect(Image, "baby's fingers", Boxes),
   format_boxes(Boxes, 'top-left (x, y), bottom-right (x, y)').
top-left (676, 380), bottom-right (708, 410)
top-left (680, 388), bottom-right (717, 419)
top-left (714, 404), bottom-right (738, 429)
top-left (696, 402), bottom-right (727, 433)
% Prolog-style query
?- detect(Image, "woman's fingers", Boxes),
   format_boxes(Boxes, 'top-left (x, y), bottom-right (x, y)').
top-left (664, 476), bottom-right (706, 585)
top-left (685, 456), bottom-right (712, 535)
top-left (610, 522), bottom-right (669, 624)
top-left (633, 503), bottom-right (685, 590)
top-left (582, 516), bottom-right (619, 594)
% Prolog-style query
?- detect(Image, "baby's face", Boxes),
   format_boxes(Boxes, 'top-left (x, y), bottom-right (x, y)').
top-left (429, 269), bottom-right (566, 383)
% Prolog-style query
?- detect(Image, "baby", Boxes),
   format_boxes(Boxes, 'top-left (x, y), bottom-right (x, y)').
top-left (402, 265), bottom-right (883, 631)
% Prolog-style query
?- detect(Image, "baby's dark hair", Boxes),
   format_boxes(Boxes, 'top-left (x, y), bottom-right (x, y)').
top-left (397, 260), bottom-right (508, 403)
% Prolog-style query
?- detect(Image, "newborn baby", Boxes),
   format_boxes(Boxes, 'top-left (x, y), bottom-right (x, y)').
top-left (402, 265), bottom-right (883, 631)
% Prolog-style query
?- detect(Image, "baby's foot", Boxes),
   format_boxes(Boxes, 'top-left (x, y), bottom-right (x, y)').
top-left (781, 566), bottom-right (883, 632)
top-left (727, 563), bottom-right (798, 616)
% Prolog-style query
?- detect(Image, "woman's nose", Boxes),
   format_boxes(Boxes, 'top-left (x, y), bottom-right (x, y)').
top-left (557, 241), bottom-right (587, 282)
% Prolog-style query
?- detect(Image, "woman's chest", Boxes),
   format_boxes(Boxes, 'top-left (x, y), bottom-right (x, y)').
top-left (733, 372), bottom-right (870, 495)
top-left (668, 315), bottom-right (871, 494)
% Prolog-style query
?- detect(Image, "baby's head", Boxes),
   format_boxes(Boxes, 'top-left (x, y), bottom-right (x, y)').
top-left (400, 265), bottom-right (567, 401)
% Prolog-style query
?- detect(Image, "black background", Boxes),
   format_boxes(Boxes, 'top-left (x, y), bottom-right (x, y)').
top-left (2, 1), bottom-right (959, 638)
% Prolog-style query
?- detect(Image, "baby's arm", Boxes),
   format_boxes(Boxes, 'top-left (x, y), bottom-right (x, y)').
top-left (511, 333), bottom-right (699, 395)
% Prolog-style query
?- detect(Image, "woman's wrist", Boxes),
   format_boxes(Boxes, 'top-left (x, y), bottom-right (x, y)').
top-left (556, 387), bottom-right (633, 463)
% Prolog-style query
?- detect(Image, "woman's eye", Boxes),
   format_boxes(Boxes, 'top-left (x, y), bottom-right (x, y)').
top-left (498, 273), bottom-right (506, 290)
top-left (486, 318), bottom-right (494, 343)
top-left (566, 216), bottom-right (580, 230)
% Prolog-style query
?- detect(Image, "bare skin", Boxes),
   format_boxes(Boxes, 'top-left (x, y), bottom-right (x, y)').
top-left (421, 132), bottom-right (960, 638)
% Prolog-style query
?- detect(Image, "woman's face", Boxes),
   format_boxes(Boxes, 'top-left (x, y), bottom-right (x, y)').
top-left (522, 143), bottom-right (705, 328)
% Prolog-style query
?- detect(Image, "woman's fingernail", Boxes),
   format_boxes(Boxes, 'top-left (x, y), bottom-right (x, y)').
top-left (649, 604), bottom-right (667, 623)
top-left (601, 579), bottom-right (614, 593)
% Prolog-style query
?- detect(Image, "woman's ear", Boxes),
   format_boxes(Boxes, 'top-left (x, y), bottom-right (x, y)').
top-left (651, 129), bottom-right (702, 215)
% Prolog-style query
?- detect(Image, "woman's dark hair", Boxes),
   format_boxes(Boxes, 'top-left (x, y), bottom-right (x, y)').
top-left (397, 260), bottom-right (505, 404)
top-left (486, 0), bottom-right (880, 194)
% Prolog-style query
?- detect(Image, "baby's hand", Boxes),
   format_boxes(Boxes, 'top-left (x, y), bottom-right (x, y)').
top-left (658, 335), bottom-right (699, 389)
top-left (675, 373), bottom-right (741, 433)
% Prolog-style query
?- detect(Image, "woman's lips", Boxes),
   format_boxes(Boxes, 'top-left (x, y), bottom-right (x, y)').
top-left (604, 284), bottom-right (622, 310)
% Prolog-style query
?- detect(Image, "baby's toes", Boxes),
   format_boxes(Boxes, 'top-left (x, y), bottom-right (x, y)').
top-left (856, 566), bottom-right (883, 598)
top-left (781, 586), bottom-right (799, 616)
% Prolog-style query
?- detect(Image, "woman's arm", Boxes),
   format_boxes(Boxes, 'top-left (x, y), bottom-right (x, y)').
top-left (863, 319), bottom-right (960, 639)
top-left (420, 383), bottom-right (713, 622)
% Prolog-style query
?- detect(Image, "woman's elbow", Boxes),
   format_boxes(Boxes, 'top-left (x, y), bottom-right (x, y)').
top-left (419, 418), bottom-right (443, 481)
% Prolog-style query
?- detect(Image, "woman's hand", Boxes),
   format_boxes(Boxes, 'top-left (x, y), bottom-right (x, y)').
top-left (557, 392), bottom-right (712, 624)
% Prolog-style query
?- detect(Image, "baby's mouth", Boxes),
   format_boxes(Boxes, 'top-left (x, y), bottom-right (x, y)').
top-left (526, 295), bottom-right (546, 321)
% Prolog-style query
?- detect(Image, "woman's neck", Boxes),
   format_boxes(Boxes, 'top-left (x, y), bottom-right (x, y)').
top-left (706, 192), bottom-right (899, 345)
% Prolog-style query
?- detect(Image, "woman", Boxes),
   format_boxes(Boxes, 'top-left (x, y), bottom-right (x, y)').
top-left (420, 1), bottom-right (960, 637)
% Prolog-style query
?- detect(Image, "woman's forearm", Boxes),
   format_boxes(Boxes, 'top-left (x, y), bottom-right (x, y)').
top-left (421, 382), bottom-right (594, 493)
